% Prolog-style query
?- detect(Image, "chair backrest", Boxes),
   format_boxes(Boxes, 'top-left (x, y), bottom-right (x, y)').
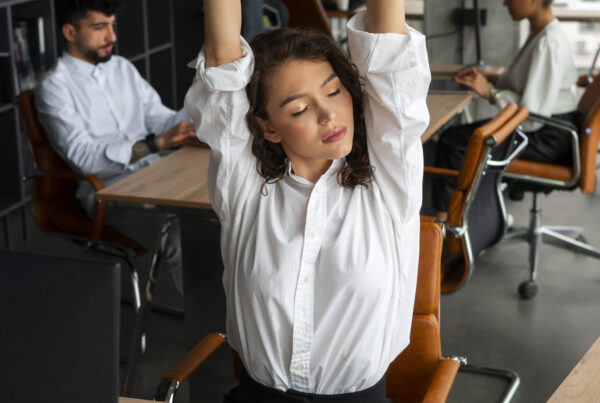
top-left (279, 0), bottom-right (333, 37)
top-left (577, 77), bottom-right (600, 194)
top-left (386, 217), bottom-right (444, 402)
top-left (17, 90), bottom-right (88, 232)
top-left (443, 104), bottom-right (529, 292)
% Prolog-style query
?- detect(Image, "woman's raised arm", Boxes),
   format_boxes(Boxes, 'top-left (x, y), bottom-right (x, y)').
top-left (366, 0), bottom-right (407, 34)
top-left (203, 0), bottom-right (242, 67)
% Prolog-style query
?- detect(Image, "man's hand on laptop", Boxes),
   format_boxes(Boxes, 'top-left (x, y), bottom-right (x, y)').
top-left (157, 121), bottom-right (197, 149)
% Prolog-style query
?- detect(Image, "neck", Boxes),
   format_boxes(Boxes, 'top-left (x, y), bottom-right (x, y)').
top-left (66, 46), bottom-right (97, 65)
top-left (290, 159), bottom-right (333, 184)
top-left (528, 7), bottom-right (554, 36)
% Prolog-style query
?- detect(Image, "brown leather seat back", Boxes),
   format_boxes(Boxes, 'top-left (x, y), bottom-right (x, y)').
top-left (280, 0), bottom-right (332, 37)
top-left (577, 78), bottom-right (600, 194)
top-left (386, 218), bottom-right (443, 403)
top-left (18, 90), bottom-right (85, 232)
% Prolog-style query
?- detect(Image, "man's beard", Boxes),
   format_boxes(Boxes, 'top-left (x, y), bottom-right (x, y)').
top-left (80, 42), bottom-right (115, 64)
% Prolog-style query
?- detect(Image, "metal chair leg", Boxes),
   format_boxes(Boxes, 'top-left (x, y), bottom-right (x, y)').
top-left (460, 363), bottom-right (520, 403)
top-left (122, 217), bottom-right (175, 395)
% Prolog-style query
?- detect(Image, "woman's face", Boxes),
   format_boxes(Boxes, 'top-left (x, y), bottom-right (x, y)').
top-left (503, 0), bottom-right (538, 21)
top-left (260, 59), bottom-right (354, 180)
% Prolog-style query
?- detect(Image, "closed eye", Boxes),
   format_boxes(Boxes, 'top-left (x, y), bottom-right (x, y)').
top-left (328, 88), bottom-right (341, 97)
top-left (292, 106), bottom-right (309, 117)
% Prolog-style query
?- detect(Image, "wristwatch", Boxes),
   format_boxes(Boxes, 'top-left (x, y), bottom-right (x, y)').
top-left (489, 87), bottom-right (502, 105)
top-left (144, 133), bottom-right (160, 153)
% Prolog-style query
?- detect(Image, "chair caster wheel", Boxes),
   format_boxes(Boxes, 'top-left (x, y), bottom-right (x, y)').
top-left (518, 281), bottom-right (537, 300)
top-left (576, 234), bottom-right (588, 244)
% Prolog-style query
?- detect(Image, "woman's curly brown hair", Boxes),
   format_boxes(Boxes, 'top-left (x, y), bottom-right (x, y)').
top-left (245, 27), bottom-right (373, 189)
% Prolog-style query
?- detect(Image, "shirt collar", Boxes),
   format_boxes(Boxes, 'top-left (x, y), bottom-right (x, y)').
top-left (61, 51), bottom-right (106, 78)
top-left (286, 159), bottom-right (344, 186)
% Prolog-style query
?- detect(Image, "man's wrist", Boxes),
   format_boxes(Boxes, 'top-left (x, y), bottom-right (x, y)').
top-left (144, 133), bottom-right (160, 153)
top-left (488, 86), bottom-right (501, 105)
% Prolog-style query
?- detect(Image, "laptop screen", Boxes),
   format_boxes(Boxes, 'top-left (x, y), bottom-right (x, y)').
top-left (0, 250), bottom-right (120, 403)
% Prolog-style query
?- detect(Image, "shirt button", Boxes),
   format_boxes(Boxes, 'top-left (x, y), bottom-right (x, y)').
top-left (299, 323), bottom-right (307, 332)
top-left (303, 276), bottom-right (309, 283)
top-left (311, 230), bottom-right (318, 238)
top-left (314, 186), bottom-right (320, 194)
top-left (295, 364), bottom-right (304, 371)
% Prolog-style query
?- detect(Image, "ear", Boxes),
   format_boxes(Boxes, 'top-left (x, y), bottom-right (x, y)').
top-left (62, 23), bottom-right (77, 43)
top-left (257, 117), bottom-right (282, 144)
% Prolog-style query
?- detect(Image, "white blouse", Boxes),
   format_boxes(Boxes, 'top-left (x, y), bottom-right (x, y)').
top-left (184, 12), bottom-right (430, 394)
top-left (495, 19), bottom-right (578, 123)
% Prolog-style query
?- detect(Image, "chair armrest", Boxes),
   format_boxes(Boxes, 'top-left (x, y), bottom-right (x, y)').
top-left (423, 166), bottom-right (460, 178)
top-left (34, 169), bottom-right (105, 191)
top-left (155, 333), bottom-right (226, 402)
top-left (421, 358), bottom-right (461, 403)
top-left (163, 332), bottom-right (226, 383)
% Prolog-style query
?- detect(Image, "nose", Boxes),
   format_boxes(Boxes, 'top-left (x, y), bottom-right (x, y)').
top-left (107, 24), bottom-right (117, 43)
top-left (317, 104), bottom-right (335, 126)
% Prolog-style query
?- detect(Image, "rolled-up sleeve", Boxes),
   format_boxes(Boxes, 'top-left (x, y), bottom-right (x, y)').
top-left (184, 38), bottom-right (257, 223)
top-left (347, 12), bottom-right (430, 224)
top-left (35, 77), bottom-right (137, 175)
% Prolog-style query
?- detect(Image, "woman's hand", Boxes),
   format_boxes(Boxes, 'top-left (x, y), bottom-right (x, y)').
top-left (454, 67), bottom-right (491, 99)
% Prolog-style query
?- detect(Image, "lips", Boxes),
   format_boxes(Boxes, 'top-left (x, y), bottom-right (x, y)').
top-left (322, 126), bottom-right (347, 143)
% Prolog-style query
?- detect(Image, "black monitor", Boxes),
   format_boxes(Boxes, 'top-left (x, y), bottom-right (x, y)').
top-left (0, 250), bottom-right (121, 403)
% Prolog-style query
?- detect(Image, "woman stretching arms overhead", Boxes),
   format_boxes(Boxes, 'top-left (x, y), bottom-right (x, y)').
top-left (185, 0), bottom-right (431, 401)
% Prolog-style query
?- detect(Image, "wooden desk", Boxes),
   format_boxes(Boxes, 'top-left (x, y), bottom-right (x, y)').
top-left (548, 337), bottom-right (600, 402)
top-left (431, 63), bottom-right (505, 81)
top-left (119, 398), bottom-right (155, 403)
top-left (98, 147), bottom-right (211, 210)
top-left (424, 92), bottom-right (475, 141)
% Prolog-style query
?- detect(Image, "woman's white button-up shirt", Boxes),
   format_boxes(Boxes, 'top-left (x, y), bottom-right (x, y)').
top-left (184, 11), bottom-right (430, 394)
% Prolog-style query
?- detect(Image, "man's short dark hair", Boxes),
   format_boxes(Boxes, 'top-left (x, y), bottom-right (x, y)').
top-left (56, 0), bottom-right (124, 27)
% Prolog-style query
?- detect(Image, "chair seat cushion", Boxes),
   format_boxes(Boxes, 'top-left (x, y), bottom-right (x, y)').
top-left (506, 159), bottom-right (573, 182)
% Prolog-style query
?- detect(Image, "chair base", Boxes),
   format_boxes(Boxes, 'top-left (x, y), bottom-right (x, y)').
top-left (460, 363), bottom-right (520, 403)
top-left (503, 192), bottom-right (600, 299)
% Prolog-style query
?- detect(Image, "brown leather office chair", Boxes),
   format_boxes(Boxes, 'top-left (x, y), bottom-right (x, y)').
top-left (155, 218), bottom-right (459, 402)
top-left (425, 104), bottom-right (530, 294)
top-left (502, 73), bottom-right (600, 299)
top-left (18, 89), bottom-right (149, 393)
top-left (280, 0), bottom-right (333, 37)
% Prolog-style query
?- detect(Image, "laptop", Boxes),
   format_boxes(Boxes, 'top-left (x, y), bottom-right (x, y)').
top-left (0, 250), bottom-right (121, 403)
top-left (428, 78), bottom-right (471, 94)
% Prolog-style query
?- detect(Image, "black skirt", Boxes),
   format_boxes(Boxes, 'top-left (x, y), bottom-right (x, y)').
top-left (224, 371), bottom-right (390, 403)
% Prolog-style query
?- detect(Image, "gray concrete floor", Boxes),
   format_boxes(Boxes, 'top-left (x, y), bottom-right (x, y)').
top-left (2, 181), bottom-right (599, 403)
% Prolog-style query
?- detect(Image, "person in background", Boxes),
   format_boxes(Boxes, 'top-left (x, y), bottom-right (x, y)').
top-left (35, 0), bottom-right (197, 294)
top-left (186, 0), bottom-right (430, 401)
top-left (432, 0), bottom-right (579, 219)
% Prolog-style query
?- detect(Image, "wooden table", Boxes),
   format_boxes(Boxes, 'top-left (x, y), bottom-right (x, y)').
top-left (424, 92), bottom-right (474, 141)
top-left (97, 92), bottom-right (473, 208)
top-left (431, 63), bottom-right (505, 81)
top-left (547, 337), bottom-right (600, 402)
top-left (98, 147), bottom-right (211, 209)
top-left (119, 398), bottom-right (155, 403)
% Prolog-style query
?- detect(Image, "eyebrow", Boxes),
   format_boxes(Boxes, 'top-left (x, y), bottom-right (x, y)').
top-left (90, 21), bottom-right (111, 28)
top-left (279, 73), bottom-right (338, 108)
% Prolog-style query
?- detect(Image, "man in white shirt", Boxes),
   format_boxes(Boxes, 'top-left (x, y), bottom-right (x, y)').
top-left (35, 0), bottom-right (196, 294)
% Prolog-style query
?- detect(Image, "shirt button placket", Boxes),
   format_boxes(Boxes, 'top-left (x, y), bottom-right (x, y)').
top-left (289, 181), bottom-right (326, 390)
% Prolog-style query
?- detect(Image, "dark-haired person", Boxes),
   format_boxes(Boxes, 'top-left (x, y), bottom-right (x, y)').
top-left (432, 0), bottom-right (579, 219)
top-left (185, 0), bottom-right (430, 401)
top-left (35, 0), bottom-right (196, 293)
